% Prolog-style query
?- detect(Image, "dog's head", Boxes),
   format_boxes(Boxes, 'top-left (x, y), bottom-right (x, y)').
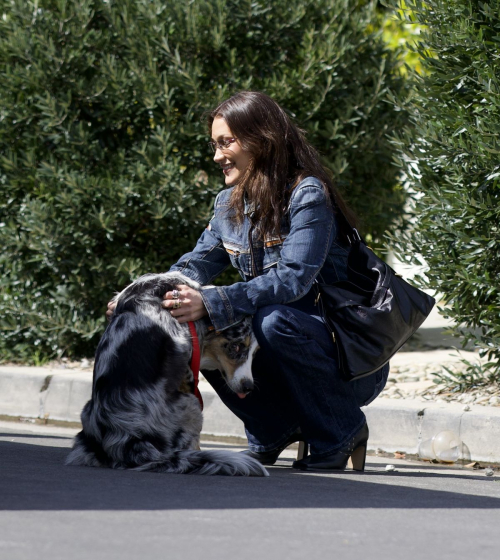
top-left (110, 273), bottom-right (259, 398)
top-left (201, 317), bottom-right (259, 399)
top-left (111, 272), bottom-right (201, 313)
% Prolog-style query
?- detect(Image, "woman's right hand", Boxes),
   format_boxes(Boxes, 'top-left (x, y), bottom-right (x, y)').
top-left (106, 301), bottom-right (116, 321)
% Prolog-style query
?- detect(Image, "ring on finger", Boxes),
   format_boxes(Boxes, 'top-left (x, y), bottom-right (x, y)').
top-left (173, 299), bottom-right (182, 309)
top-left (172, 289), bottom-right (180, 300)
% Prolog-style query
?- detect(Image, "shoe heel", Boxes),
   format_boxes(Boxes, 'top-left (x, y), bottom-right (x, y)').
top-left (297, 441), bottom-right (308, 461)
top-left (350, 443), bottom-right (367, 471)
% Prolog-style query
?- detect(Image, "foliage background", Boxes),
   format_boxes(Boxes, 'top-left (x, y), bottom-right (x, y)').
top-left (387, 0), bottom-right (500, 381)
top-left (0, 0), bottom-right (409, 361)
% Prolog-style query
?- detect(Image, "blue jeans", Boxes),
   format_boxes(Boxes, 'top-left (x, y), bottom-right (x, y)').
top-left (202, 292), bottom-right (389, 458)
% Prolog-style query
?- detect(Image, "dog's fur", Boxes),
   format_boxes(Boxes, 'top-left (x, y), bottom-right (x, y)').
top-left (66, 272), bottom-right (267, 476)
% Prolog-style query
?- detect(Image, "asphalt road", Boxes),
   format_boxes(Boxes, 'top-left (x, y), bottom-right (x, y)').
top-left (0, 420), bottom-right (499, 560)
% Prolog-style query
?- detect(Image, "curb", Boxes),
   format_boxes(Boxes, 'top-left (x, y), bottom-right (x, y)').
top-left (199, 381), bottom-right (500, 464)
top-left (1, 364), bottom-right (498, 464)
top-left (363, 399), bottom-right (500, 464)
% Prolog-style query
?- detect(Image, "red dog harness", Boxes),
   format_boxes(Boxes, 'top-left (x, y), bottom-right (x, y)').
top-left (188, 321), bottom-right (203, 410)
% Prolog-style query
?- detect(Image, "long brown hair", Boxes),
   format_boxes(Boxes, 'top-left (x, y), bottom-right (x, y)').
top-left (208, 91), bottom-right (356, 240)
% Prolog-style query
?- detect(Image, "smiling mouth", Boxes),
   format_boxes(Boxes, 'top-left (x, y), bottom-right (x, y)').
top-left (221, 164), bottom-right (235, 174)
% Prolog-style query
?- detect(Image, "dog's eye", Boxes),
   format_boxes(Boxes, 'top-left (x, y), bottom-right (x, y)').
top-left (230, 343), bottom-right (240, 353)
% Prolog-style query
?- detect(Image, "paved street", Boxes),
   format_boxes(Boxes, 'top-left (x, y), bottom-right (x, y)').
top-left (0, 420), bottom-right (499, 560)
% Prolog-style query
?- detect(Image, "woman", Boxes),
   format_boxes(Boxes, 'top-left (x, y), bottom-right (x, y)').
top-left (110, 91), bottom-right (389, 471)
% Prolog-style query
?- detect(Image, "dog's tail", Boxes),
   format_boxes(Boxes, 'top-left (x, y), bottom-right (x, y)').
top-left (135, 450), bottom-right (269, 477)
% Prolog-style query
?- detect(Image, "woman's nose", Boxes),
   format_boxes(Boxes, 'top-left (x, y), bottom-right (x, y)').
top-left (213, 147), bottom-right (225, 163)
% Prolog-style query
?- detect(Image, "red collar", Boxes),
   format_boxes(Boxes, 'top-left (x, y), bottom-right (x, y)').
top-left (188, 321), bottom-right (203, 410)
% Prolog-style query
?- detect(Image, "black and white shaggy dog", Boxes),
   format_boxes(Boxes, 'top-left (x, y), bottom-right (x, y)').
top-left (66, 272), bottom-right (267, 476)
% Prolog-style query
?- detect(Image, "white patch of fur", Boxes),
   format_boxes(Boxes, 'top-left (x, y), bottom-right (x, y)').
top-left (199, 354), bottom-right (223, 371)
top-left (226, 337), bottom-right (259, 394)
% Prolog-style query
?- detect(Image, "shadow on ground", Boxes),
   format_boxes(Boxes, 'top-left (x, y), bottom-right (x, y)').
top-left (1, 434), bottom-right (499, 512)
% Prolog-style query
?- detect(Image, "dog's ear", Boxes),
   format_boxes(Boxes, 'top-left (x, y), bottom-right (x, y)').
top-left (151, 281), bottom-right (175, 300)
top-left (114, 296), bottom-right (138, 315)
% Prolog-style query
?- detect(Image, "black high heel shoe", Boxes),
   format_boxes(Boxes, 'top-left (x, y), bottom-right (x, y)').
top-left (292, 422), bottom-right (369, 472)
top-left (242, 430), bottom-right (308, 466)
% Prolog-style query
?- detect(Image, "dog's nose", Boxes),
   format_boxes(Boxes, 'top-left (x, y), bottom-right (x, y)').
top-left (239, 379), bottom-right (254, 395)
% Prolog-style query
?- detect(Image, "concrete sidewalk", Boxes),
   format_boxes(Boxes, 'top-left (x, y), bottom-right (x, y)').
top-left (1, 356), bottom-right (499, 464)
top-left (1, 309), bottom-right (498, 464)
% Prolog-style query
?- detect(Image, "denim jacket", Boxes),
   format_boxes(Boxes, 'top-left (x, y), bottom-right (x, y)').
top-left (169, 176), bottom-right (350, 331)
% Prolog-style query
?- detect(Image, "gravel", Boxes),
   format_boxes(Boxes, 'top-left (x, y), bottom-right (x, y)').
top-left (380, 358), bottom-right (500, 407)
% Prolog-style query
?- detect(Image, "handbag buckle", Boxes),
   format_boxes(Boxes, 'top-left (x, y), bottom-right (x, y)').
top-left (348, 228), bottom-right (362, 245)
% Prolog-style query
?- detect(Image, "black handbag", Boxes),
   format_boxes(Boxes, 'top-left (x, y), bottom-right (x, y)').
top-left (316, 210), bottom-right (435, 381)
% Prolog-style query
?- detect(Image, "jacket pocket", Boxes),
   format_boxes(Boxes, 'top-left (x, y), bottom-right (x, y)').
top-left (262, 235), bottom-right (287, 270)
top-left (222, 241), bottom-right (251, 276)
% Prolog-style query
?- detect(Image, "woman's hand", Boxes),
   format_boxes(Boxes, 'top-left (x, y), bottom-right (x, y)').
top-left (106, 301), bottom-right (116, 321)
top-left (162, 285), bottom-right (208, 323)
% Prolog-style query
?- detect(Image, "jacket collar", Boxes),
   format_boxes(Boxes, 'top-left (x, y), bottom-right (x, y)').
top-left (243, 192), bottom-right (256, 217)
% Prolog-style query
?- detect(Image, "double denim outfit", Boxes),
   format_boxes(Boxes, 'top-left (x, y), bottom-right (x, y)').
top-left (170, 177), bottom-right (389, 457)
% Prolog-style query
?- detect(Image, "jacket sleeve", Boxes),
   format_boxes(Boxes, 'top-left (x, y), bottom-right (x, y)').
top-left (168, 209), bottom-right (231, 286)
top-left (200, 183), bottom-right (336, 330)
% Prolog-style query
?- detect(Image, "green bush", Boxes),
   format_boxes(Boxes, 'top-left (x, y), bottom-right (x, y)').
top-left (0, 0), bottom-right (409, 361)
top-left (379, 1), bottom-right (424, 74)
top-left (387, 0), bottom-right (500, 379)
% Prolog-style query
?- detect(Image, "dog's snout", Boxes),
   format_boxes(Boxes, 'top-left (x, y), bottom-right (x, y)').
top-left (239, 379), bottom-right (254, 395)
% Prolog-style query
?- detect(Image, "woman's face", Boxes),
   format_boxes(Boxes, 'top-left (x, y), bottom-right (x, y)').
top-left (211, 117), bottom-right (252, 186)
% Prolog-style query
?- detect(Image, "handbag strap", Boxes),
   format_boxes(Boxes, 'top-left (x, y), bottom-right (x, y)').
top-left (332, 199), bottom-right (366, 246)
top-left (333, 199), bottom-right (397, 283)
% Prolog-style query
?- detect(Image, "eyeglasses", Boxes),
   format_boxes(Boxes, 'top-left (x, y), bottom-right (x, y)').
top-left (208, 137), bottom-right (238, 153)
